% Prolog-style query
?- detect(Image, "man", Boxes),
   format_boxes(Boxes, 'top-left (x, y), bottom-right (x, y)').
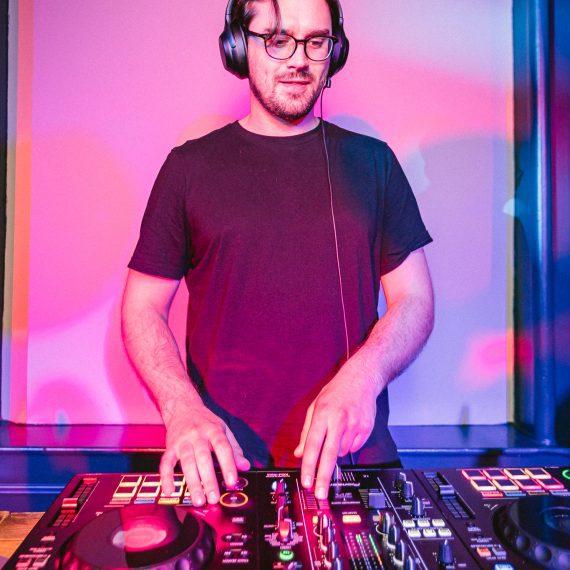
top-left (121, 0), bottom-right (434, 509)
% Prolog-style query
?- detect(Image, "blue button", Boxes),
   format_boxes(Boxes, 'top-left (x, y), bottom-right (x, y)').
top-left (494, 565), bottom-right (515, 570)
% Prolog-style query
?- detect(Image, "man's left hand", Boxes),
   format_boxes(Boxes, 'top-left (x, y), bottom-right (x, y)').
top-left (293, 359), bottom-right (382, 500)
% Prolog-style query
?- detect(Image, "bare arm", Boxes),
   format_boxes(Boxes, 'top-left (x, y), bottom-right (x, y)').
top-left (294, 249), bottom-right (434, 498)
top-left (121, 269), bottom-right (250, 504)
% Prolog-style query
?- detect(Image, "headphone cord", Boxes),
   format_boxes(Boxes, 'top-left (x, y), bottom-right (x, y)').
top-left (319, 82), bottom-right (355, 468)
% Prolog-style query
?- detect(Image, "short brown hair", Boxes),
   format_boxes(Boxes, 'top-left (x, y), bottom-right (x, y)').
top-left (231, 0), bottom-right (339, 37)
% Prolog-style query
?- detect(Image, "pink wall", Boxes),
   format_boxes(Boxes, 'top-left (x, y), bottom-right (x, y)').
top-left (3, 0), bottom-right (514, 425)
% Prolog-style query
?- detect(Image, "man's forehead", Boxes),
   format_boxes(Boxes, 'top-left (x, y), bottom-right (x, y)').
top-left (250, 0), bottom-right (332, 34)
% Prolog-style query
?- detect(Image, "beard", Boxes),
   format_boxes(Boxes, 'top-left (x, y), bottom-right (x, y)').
top-left (249, 69), bottom-right (328, 123)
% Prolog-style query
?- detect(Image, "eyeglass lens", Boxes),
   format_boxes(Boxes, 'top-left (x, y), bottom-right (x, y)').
top-left (265, 35), bottom-right (333, 61)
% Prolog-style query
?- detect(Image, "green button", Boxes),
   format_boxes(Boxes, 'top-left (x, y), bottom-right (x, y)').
top-left (279, 549), bottom-right (294, 562)
top-left (562, 469), bottom-right (570, 480)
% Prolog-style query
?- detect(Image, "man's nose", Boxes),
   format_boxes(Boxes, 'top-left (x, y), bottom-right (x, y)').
top-left (287, 42), bottom-right (310, 68)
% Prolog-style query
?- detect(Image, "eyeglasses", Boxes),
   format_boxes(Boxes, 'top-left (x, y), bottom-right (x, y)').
top-left (245, 30), bottom-right (337, 62)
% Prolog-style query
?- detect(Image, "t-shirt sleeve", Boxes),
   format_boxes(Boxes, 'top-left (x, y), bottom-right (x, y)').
top-left (379, 145), bottom-right (433, 275)
top-left (128, 149), bottom-right (190, 279)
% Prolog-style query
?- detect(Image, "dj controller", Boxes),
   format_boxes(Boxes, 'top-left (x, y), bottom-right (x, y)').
top-left (5, 466), bottom-right (570, 569)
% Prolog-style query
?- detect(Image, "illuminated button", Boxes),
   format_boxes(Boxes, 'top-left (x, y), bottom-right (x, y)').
top-left (143, 474), bottom-right (161, 484)
top-left (524, 468), bottom-right (550, 479)
top-left (477, 547), bottom-right (492, 558)
top-left (493, 565), bottom-right (515, 570)
top-left (470, 479), bottom-right (496, 492)
top-left (438, 528), bottom-right (452, 538)
top-left (113, 485), bottom-right (138, 498)
top-left (220, 491), bottom-right (248, 508)
top-left (537, 477), bottom-right (564, 491)
top-left (503, 468), bottom-right (529, 480)
top-left (422, 528), bottom-right (437, 538)
top-left (492, 480), bottom-right (519, 492)
top-left (342, 514), bottom-right (362, 524)
top-left (461, 469), bottom-right (486, 480)
top-left (402, 520), bottom-right (416, 528)
top-left (417, 519), bottom-right (430, 528)
top-left (562, 469), bottom-right (570, 481)
top-left (158, 497), bottom-right (180, 505)
top-left (492, 546), bottom-right (507, 557)
top-left (482, 491), bottom-right (503, 498)
top-left (515, 479), bottom-right (541, 491)
top-left (483, 469), bottom-right (507, 480)
top-left (137, 484), bottom-right (160, 498)
top-left (120, 475), bottom-right (142, 486)
top-left (432, 519), bottom-right (445, 527)
top-left (279, 550), bottom-right (295, 562)
top-left (407, 529), bottom-right (421, 539)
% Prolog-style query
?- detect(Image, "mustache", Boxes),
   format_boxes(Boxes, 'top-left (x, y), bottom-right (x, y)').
top-left (276, 71), bottom-right (314, 81)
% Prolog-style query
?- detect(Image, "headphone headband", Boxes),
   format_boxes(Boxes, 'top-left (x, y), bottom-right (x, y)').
top-left (219, 0), bottom-right (349, 79)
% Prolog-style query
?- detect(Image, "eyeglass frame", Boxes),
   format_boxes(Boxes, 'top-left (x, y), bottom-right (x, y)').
top-left (245, 30), bottom-right (338, 62)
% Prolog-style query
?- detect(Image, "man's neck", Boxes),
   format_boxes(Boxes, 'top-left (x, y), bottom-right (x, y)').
top-left (239, 103), bottom-right (320, 137)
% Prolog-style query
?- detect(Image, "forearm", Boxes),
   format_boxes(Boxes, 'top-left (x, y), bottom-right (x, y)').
top-left (350, 291), bottom-right (434, 396)
top-left (121, 304), bottom-right (203, 426)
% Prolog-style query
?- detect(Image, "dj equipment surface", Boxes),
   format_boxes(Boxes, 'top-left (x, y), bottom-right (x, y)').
top-left (5, 466), bottom-right (570, 569)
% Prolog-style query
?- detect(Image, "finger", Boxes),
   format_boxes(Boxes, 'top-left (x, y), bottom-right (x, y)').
top-left (225, 428), bottom-right (252, 472)
top-left (294, 402), bottom-right (315, 458)
top-left (193, 441), bottom-right (221, 504)
top-left (300, 413), bottom-right (327, 489)
top-left (178, 444), bottom-right (206, 507)
top-left (159, 448), bottom-right (177, 496)
top-left (210, 433), bottom-right (239, 489)
top-left (349, 431), bottom-right (369, 453)
top-left (314, 429), bottom-right (343, 500)
top-left (338, 429), bottom-right (356, 458)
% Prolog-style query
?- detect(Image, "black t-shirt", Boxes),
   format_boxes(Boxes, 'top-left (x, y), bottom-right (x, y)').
top-left (129, 121), bottom-right (432, 467)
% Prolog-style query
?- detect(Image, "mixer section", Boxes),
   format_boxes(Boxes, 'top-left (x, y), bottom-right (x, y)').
top-left (5, 466), bottom-right (570, 569)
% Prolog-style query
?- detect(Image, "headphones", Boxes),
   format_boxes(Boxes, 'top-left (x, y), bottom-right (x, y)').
top-left (219, 0), bottom-right (349, 79)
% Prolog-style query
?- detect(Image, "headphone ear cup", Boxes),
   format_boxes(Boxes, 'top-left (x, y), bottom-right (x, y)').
top-left (329, 34), bottom-right (349, 77)
top-left (219, 21), bottom-right (249, 78)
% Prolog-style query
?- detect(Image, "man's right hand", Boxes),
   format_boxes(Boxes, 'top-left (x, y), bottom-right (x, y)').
top-left (159, 404), bottom-right (251, 506)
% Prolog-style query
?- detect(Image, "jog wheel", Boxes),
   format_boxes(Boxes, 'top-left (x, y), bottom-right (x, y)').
top-left (57, 504), bottom-right (214, 569)
top-left (495, 495), bottom-right (570, 569)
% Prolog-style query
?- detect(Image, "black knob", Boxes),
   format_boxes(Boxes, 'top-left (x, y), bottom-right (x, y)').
top-left (438, 540), bottom-right (454, 567)
top-left (317, 513), bottom-right (330, 535)
top-left (388, 525), bottom-right (400, 548)
top-left (403, 481), bottom-right (414, 501)
top-left (396, 472), bottom-right (407, 490)
top-left (331, 558), bottom-right (343, 570)
top-left (276, 479), bottom-right (287, 495)
top-left (404, 557), bottom-right (417, 570)
top-left (381, 512), bottom-right (393, 535)
top-left (321, 525), bottom-right (335, 547)
top-left (411, 496), bottom-right (425, 518)
top-left (326, 541), bottom-right (339, 562)
top-left (395, 540), bottom-right (407, 562)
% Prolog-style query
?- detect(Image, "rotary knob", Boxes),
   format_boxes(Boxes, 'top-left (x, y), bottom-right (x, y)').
top-left (317, 513), bottom-right (330, 535)
top-left (326, 540), bottom-right (340, 563)
top-left (403, 481), bottom-right (415, 501)
top-left (396, 472), bottom-right (407, 490)
top-left (387, 525), bottom-right (400, 549)
top-left (380, 512), bottom-right (393, 535)
top-left (438, 540), bottom-right (454, 568)
top-left (320, 525), bottom-right (335, 552)
top-left (404, 556), bottom-right (417, 570)
top-left (395, 540), bottom-right (407, 564)
top-left (411, 496), bottom-right (425, 518)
